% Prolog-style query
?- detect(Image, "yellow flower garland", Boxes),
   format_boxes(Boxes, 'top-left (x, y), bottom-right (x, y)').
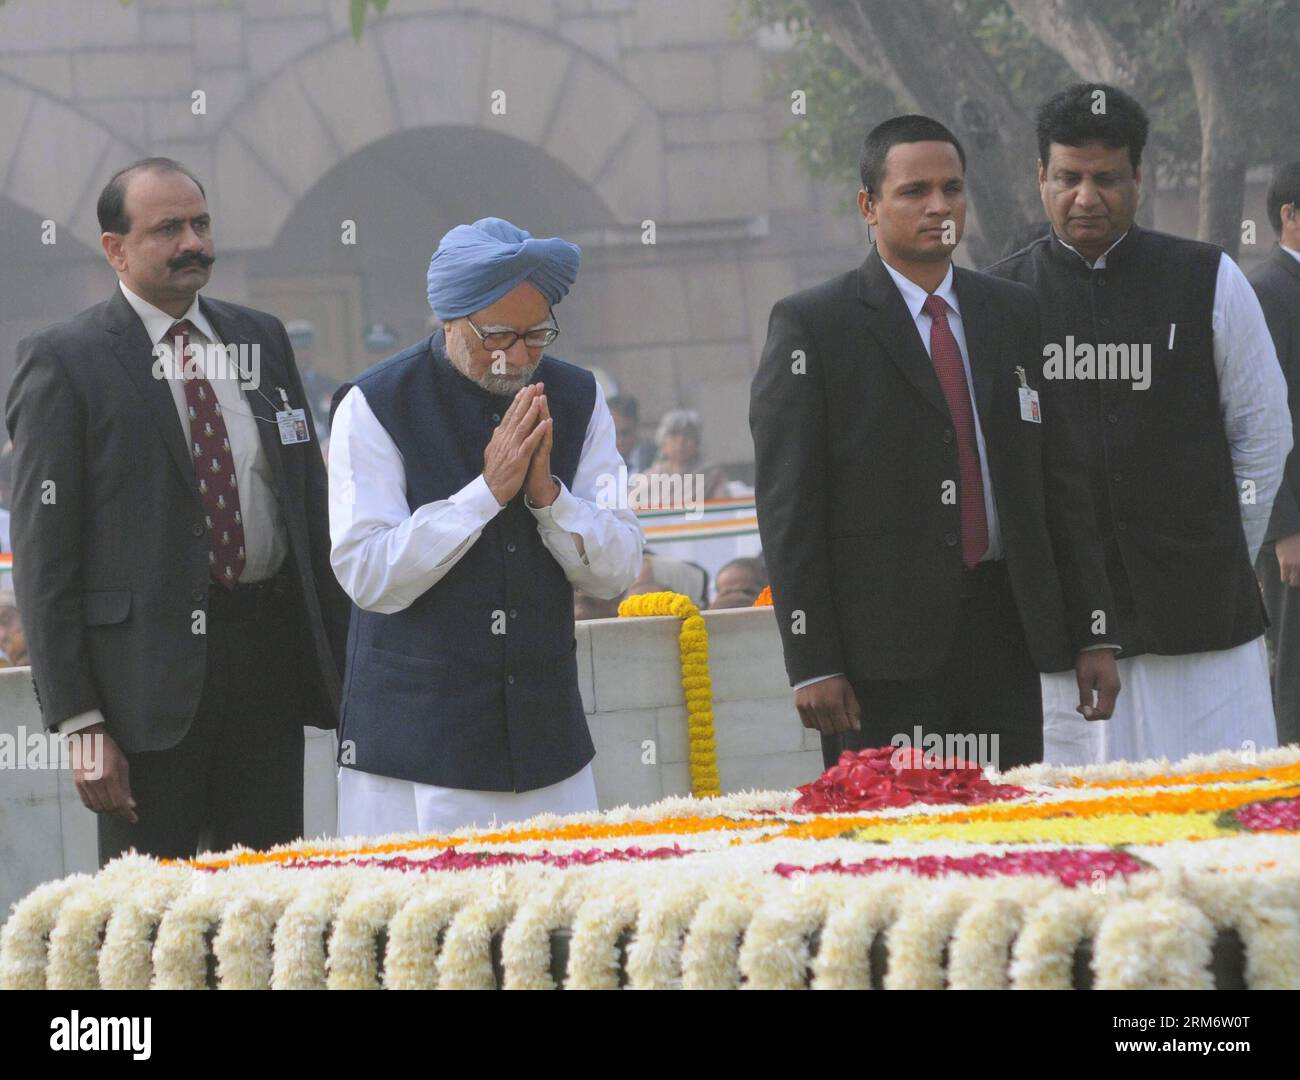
top-left (617, 591), bottom-right (720, 797)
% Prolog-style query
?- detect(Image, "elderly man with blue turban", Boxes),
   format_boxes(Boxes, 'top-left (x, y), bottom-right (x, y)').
top-left (328, 218), bottom-right (644, 836)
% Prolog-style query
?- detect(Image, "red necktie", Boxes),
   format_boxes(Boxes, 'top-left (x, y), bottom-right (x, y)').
top-left (169, 320), bottom-right (246, 589)
top-left (921, 294), bottom-right (988, 568)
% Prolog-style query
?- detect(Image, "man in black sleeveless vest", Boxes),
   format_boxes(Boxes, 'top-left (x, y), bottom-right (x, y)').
top-left (988, 85), bottom-right (1292, 764)
top-left (1250, 163), bottom-right (1300, 748)
top-left (327, 219), bottom-right (643, 836)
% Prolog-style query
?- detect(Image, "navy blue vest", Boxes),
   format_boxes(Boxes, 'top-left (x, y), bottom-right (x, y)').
top-left (338, 335), bottom-right (597, 791)
top-left (989, 226), bottom-right (1265, 657)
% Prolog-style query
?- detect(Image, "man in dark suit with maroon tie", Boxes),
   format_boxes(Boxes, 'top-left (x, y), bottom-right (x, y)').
top-left (6, 158), bottom-right (349, 865)
top-left (750, 116), bottom-right (1120, 770)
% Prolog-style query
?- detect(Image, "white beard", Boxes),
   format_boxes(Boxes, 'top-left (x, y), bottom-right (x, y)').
top-left (445, 330), bottom-right (539, 395)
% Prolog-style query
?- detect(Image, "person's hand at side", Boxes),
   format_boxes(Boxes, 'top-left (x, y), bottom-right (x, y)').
top-left (1275, 533), bottom-right (1300, 587)
top-left (794, 675), bottom-right (862, 735)
top-left (70, 722), bottom-right (137, 822)
top-left (1075, 649), bottom-right (1120, 720)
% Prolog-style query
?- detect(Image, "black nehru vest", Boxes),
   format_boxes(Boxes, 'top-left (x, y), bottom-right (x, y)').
top-left (337, 335), bottom-right (597, 792)
top-left (988, 225), bottom-right (1265, 657)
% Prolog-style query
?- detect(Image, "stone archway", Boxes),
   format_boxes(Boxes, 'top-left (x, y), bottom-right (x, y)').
top-left (244, 122), bottom-right (620, 382)
top-left (0, 73), bottom-right (142, 250)
top-left (209, 10), bottom-right (666, 253)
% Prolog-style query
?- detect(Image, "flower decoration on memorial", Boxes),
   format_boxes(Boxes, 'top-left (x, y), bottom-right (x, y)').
top-left (4, 746), bottom-right (1299, 990)
top-left (617, 590), bottom-right (719, 797)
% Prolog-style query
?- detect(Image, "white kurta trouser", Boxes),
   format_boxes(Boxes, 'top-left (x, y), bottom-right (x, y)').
top-left (1041, 635), bottom-right (1278, 765)
top-left (337, 763), bottom-right (598, 838)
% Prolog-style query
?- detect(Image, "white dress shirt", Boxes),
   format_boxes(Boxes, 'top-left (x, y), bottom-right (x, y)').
top-left (118, 281), bottom-right (288, 578)
top-left (59, 282), bottom-right (290, 737)
top-left (328, 376), bottom-right (643, 615)
top-left (1282, 243), bottom-right (1300, 265)
top-left (793, 259), bottom-right (1003, 692)
top-left (881, 259), bottom-right (1004, 560)
top-left (1206, 252), bottom-right (1293, 560)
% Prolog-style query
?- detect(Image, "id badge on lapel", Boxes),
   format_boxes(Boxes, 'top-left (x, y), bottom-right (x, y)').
top-left (274, 387), bottom-right (311, 445)
top-left (277, 409), bottom-right (310, 445)
top-left (1015, 365), bottom-right (1041, 423)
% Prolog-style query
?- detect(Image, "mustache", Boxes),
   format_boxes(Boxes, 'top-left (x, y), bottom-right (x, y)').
top-left (169, 252), bottom-right (214, 271)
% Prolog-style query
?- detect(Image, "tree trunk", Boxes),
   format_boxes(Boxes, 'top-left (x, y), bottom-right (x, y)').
top-left (1003, 0), bottom-right (1140, 89)
top-left (1174, 0), bottom-right (1249, 258)
top-left (802, 0), bottom-right (1041, 264)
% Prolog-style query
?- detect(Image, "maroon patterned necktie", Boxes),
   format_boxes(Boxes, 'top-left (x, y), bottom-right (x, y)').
top-left (169, 320), bottom-right (246, 588)
top-left (921, 294), bottom-right (988, 568)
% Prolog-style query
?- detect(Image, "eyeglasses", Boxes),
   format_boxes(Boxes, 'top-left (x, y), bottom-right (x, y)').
top-left (464, 313), bottom-right (559, 352)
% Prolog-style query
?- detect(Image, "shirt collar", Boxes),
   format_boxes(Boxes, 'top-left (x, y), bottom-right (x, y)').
top-left (1053, 228), bottom-right (1130, 270)
top-left (879, 258), bottom-right (959, 321)
top-left (1281, 243), bottom-right (1300, 265)
top-left (118, 280), bottom-right (220, 345)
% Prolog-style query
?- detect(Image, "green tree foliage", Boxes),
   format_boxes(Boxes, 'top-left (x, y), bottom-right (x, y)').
top-left (743, 0), bottom-right (1300, 258)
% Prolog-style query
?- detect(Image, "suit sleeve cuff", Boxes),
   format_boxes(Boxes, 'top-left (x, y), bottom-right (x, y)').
top-left (59, 708), bottom-right (106, 737)
top-left (793, 672), bottom-right (845, 690)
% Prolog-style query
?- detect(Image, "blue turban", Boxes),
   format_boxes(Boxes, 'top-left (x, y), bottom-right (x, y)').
top-left (426, 217), bottom-right (581, 320)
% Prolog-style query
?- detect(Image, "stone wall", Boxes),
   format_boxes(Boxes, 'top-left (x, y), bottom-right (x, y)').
top-left (0, 0), bottom-right (866, 467)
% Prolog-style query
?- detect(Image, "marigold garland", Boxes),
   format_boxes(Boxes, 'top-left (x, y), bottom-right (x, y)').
top-left (1071, 760), bottom-right (1300, 791)
top-left (752, 585), bottom-right (772, 607)
top-left (617, 591), bottom-right (720, 797)
top-left (770, 775), bottom-right (1300, 843)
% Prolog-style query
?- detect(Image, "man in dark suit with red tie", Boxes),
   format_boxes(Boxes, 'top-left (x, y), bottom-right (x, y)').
top-left (751, 116), bottom-right (1120, 770)
top-left (6, 158), bottom-right (349, 865)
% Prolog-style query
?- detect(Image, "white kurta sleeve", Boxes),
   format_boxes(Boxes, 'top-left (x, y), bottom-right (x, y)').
top-left (525, 381), bottom-right (645, 599)
top-left (328, 385), bottom-right (505, 614)
top-left (1212, 252), bottom-right (1293, 563)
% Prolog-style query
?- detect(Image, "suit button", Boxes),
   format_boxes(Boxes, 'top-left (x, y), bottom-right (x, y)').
top-left (506, 674), bottom-right (515, 685)
top-left (506, 542), bottom-right (517, 553)
top-left (1117, 521), bottom-right (1128, 531)
top-left (509, 609), bottom-right (518, 618)
top-left (491, 413), bottom-right (501, 423)
top-left (1113, 472), bottom-right (1123, 482)
top-left (944, 532), bottom-right (958, 547)
top-left (1096, 277), bottom-right (1106, 287)
top-left (1106, 413), bottom-right (1119, 424)
top-left (942, 429), bottom-right (954, 443)
top-left (1099, 317), bottom-right (1111, 327)
top-left (192, 523), bottom-right (205, 536)
top-left (191, 588), bottom-right (205, 602)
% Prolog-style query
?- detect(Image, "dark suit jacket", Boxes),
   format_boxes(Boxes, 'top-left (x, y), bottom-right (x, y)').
top-left (5, 287), bottom-right (350, 752)
top-left (1249, 245), bottom-right (1300, 544)
top-left (750, 248), bottom-right (1114, 685)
